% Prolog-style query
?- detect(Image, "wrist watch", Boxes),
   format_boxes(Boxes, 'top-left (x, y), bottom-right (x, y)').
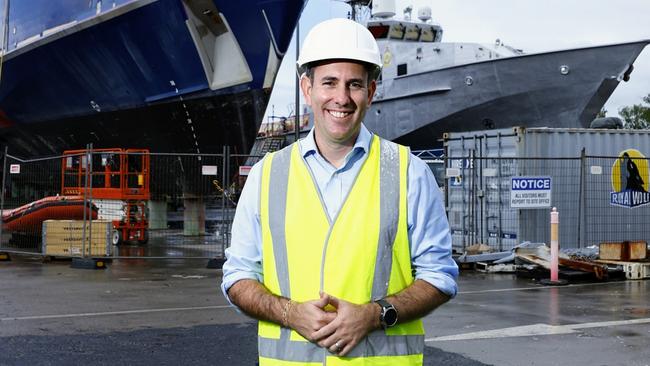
top-left (375, 299), bottom-right (398, 329)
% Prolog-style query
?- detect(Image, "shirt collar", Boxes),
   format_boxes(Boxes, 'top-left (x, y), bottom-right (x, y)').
top-left (300, 123), bottom-right (373, 159)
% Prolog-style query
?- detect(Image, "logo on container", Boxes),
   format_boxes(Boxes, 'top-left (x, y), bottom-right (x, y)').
top-left (610, 149), bottom-right (650, 208)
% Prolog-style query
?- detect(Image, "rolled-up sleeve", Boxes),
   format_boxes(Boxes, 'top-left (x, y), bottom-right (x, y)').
top-left (407, 155), bottom-right (459, 297)
top-left (220, 161), bottom-right (265, 306)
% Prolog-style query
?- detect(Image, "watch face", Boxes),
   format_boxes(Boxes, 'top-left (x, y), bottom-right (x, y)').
top-left (384, 307), bottom-right (398, 326)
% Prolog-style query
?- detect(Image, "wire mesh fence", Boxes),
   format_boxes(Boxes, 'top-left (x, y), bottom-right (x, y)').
top-left (445, 155), bottom-right (650, 252)
top-left (6, 145), bottom-right (648, 259)
top-left (583, 156), bottom-right (650, 246)
top-left (0, 146), bottom-right (262, 260)
top-left (0, 151), bottom-right (64, 254)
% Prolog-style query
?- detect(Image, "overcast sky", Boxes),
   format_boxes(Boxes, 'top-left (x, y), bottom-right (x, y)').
top-left (264, 0), bottom-right (650, 125)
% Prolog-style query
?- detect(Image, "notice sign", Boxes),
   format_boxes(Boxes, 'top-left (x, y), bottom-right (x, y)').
top-left (239, 166), bottom-right (252, 176)
top-left (201, 165), bottom-right (218, 176)
top-left (10, 164), bottom-right (20, 174)
top-left (510, 176), bottom-right (552, 209)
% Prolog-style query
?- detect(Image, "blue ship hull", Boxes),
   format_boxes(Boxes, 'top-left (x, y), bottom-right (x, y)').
top-left (0, 0), bottom-right (305, 155)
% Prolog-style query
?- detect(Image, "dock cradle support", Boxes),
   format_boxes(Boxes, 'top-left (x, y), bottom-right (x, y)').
top-left (71, 257), bottom-right (107, 270)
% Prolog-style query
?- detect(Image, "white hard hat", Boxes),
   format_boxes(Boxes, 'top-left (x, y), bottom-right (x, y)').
top-left (297, 18), bottom-right (381, 78)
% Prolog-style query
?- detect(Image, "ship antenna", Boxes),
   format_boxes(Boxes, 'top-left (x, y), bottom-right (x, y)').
top-left (344, 0), bottom-right (372, 22)
top-left (403, 5), bottom-right (413, 21)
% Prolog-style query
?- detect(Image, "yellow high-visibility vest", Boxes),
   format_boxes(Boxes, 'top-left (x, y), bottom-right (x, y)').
top-left (258, 135), bottom-right (424, 366)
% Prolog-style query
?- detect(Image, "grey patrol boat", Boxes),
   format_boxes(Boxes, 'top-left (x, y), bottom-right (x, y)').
top-left (360, 0), bottom-right (650, 149)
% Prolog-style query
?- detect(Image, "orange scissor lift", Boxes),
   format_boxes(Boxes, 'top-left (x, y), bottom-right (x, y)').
top-left (61, 148), bottom-right (150, 245)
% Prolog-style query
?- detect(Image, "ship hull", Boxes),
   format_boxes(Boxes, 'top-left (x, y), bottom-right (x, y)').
top-left (0, 0), bottom-right (304, 156)
top-left (1, 88), bottom-right (270, 155)
top-left (366, 41), bottom-right (650, 149)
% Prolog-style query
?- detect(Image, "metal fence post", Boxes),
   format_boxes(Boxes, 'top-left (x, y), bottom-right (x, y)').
top-left (460, 136), bottom-right (466, 250)
top-left (81, 144), bottom-right (89, 258)
top-left (469, 139), bottom-right (474, 246)
top-left (0, 146), bottom-right (8, 247)
top-left (221, 145), bottom-right (227, 256)
top-left (225, 146), bottom-right (231, 249)
top-left (497, 133), bottom-right (503, 251)
top-left (477, 134), bottom-right (480, 244)
top-left (577, 148), bottom-right (586, 248)
top-left (88, 143), bottom-right (93, 256)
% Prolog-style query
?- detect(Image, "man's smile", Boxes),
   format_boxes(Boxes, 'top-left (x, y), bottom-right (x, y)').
top-left (327, 110), bottom-right (353, 118)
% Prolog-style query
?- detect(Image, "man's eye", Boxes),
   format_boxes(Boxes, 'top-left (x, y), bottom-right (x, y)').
top-left (350, 83), bottom-right (363, 89)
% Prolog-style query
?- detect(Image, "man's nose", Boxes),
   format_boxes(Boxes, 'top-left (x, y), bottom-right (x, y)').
top-left (332, 85), bottom-right (352, 105)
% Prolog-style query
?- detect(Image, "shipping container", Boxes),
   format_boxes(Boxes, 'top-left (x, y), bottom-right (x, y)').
top-left (444, 127), bottom-right (650, 251)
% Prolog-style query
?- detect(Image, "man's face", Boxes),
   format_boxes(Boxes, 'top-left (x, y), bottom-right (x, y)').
top-left (301, 61), bottom-right (376, 148)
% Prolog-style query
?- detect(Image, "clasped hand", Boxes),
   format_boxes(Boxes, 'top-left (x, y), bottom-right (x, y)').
top-left (287, 292), bottom-right (377, 357)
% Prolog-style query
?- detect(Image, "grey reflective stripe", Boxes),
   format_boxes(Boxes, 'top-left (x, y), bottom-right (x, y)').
top-left (347, 331), bottom-right (424, 357)
top-left (258, 336), bottom-right (325, 362)
top-left (267, 146), bottom-right (293, 298)
top-left (267, 147), bottom-right (295, 347)
top-left (259, 332), bottom-right (423, 360)
top-left (371, 139), bottom-right (401, 301)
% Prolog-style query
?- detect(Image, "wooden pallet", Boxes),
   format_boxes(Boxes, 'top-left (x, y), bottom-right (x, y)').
top-left (594, 259), bottom-right (650, 280)
top-left (475, 262), bottom-right (517, 273)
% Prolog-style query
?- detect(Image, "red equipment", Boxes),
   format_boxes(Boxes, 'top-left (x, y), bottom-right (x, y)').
top-left (61, 148), bottom-right (150, 245)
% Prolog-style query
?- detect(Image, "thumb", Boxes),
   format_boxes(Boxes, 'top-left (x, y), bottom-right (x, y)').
top-left (327, 294), bottom-right (340, 309)
top-left (314, 292), bottom-right (330, 308)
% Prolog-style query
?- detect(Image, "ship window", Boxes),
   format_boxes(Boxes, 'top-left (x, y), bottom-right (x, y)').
top-left (397, 63), bottom-right (407, 76)
top-left (368, 25), bottom-right (390, 39)
top-left (405, 25), bottom-right (421, 41)
top-left (421, 27), bottom-right (435, 42)
top-left (389, 24), bottom-right (405, 39)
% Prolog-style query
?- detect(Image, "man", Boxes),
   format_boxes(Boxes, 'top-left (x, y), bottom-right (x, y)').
top-left (221, 18), bottom-right (458, 365)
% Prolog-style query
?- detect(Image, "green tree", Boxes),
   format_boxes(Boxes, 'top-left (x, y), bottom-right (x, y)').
top-left (618, 93), bottom-right (650, 129)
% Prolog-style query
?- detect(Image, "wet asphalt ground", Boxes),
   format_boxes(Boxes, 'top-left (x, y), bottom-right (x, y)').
top-left (1, 253), bottom-right (649, 366)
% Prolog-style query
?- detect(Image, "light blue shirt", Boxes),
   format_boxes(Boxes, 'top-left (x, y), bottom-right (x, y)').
top-left (221, 124), bottom-right (458, 304)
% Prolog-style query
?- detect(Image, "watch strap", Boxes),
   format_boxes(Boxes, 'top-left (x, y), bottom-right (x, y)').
top-left (375, 299), bottom-right (397, 328)
top-left (376, 299), bottom-right (392, 309)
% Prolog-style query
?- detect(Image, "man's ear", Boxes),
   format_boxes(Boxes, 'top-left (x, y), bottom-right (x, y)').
top-left (300, 74), bottom-right (313, 106)
top-left (367, 79), bottom-right (377, 105)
